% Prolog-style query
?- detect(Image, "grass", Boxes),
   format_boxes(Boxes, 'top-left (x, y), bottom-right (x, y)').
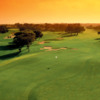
top-left (0, 29), bottom-right (100, 100)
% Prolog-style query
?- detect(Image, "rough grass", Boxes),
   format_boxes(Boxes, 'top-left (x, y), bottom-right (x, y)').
top-left (0, 29), bottom-right (100, 100)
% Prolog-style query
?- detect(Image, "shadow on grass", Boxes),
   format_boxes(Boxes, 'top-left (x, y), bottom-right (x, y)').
top-left (28, 90), bottom-right (38, 100)
top-left (0, 52), bottom-right (20, 60)
top-left (61, 34), bottom-right (77, 37)
top-left (95, 38), bottom-right (100, 40)
top-left (44, 39), bottom-right (61, 41)
top-left (0, 45), bottom-right (17, 51)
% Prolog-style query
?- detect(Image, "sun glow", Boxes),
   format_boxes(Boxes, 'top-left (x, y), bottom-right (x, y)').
top-left (0, 0), bottom-right (100, 24)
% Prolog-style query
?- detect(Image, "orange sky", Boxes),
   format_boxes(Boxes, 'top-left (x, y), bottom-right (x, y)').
top-left (0, 0), bottom-right (100, 24)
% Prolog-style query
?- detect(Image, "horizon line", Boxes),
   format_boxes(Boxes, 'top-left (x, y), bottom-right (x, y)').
top-left (1, 22), bottom-right (100, 25)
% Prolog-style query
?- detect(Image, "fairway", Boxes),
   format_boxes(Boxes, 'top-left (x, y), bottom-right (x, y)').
top-left (0, 29), bottom-right (100, 100)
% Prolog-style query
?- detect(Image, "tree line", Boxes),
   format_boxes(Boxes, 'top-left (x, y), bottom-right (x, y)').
top-left (0, 23), bottom-right (85, 53)
top-left (0, 23), bottom-right (85, 33)
top-left (65, 24), bottom-right (85, 36)
top-left (14, 23), bottom-right (68, 32)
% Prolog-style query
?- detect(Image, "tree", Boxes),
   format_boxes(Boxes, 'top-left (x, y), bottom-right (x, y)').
top-left (65, 24), bottom-right (74, 35)
top-left (13, 30), bottom-right (36, 52)
top-left (73, 24), bottom-right (85, 36)
top-left (33, 30), bottom-right (43, 39)
top-left (65, 24), bottom-right (85, 36)
top-left (0, 25), bottom-right (8, 33)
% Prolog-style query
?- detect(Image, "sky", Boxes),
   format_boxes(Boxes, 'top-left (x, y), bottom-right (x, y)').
top-left (0, 0), bottom-right (100, 24)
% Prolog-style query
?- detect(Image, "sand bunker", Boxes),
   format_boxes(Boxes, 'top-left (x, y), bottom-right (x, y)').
top-left (4, 33), bottom-right (15, 39)
top-left (38, 41), bottom-right (49, 44)
top-left (40, 46), bottom-right (78, 51)
top-left (4, 35), bottom-right (15, 39)
top-left (40, 46), bottom-right (67, 51)
top-left (71, 48), bottom-right (78, 50)
top-left (56, 38), bottom-right (63, 40)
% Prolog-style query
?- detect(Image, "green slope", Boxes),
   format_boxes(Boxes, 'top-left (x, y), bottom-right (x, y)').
top-left (0, 29), bottom-right (100, 100)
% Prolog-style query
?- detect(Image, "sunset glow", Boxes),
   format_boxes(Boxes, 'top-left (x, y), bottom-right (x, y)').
top-left (0, 0), bottom-right (100, 24)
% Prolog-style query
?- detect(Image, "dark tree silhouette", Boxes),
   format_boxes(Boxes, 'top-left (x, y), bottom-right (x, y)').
top-left (73, 24), bottom-right (85, 36)
top-left (14, 23), bottom-right (69, 32)
top-left (33, 30), bottom-right (43, 39)
top-left (13, 30), bottom-right (36, 52)
top-left (0, 25), bottom-right (8, 33)
top-left (65, 24), bottom-right (74, 35)
top-left (65, 24), bottom-right (85, 36)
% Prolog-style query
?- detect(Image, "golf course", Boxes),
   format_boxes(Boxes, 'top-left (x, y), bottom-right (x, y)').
top-left (0, 28), bottom-right (100, 100)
